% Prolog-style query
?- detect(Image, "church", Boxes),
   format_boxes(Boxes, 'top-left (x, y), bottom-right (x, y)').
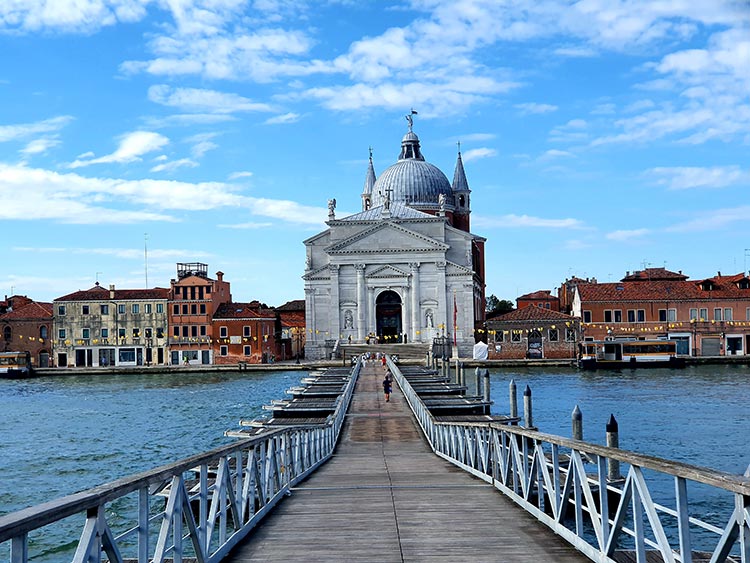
top-left (303, 115), bottom-right (487, 360)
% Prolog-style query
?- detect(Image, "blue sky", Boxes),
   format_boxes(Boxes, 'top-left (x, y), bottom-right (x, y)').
top-left (1, 1), bottom-right (749, 306)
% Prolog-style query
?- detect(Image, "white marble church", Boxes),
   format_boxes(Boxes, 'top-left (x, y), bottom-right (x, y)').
top-left (303, 116), bottom-right (487, 359)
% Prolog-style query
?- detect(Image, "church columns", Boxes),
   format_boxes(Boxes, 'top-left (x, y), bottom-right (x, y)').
top-left (305, 287), bottom-right (316, 343)
top-left (410, 262), bottom-right (420, 342)
top-left (367, 287), bottom-right (376, 335)
top-left (329, 264), bottom-right (340, 340)
top-left (436, 261), bottom-right (447, 333)
top-left (355, 263), bottom-right (366, 341)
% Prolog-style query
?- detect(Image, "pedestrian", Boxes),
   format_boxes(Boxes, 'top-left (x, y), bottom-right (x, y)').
top-left (382, 373), bottom-right (392, 402)
top-left (381, 354), bottom-right (387, 368)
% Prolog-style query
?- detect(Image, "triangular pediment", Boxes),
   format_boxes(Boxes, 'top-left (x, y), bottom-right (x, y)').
top-left (366, 265), bottom-right (409, 279)
top-left (326, 222), bottom-right (448, 255)
top-left (446, 261), bottom-right (474, 276)
top-left (302, 265), bottom-right (330, 281)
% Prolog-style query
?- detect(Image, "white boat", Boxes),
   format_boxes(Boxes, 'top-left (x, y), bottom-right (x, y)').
top-left (578, 340), bottom-right (685, 370)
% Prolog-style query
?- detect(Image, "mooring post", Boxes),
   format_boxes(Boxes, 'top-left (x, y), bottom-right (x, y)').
top-left (454, 359), bottom-right (460, 384)
top-left (459, 362), bottom-right (466, 387)
top-left (483, 369), bottom-right (491, 403)
top-left (606, 414), bottom-right (621, 481)
top-left (572, 405), bottom-right (583, 441)
top-left (509, 379), bottom-right (518, 419)
top-left (426, 352), bottom-right (430, 368)
top-left (523, 385), bottom-right (533, 428)
top-left (475, 367), bottom-right (482, 396)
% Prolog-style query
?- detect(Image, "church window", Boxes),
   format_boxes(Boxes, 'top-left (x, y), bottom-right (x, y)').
top-left (459, 195), bottom-right (465, 207)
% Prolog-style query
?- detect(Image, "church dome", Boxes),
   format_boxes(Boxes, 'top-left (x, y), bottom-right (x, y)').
top-left (371, 129), bottom-right (454, 209)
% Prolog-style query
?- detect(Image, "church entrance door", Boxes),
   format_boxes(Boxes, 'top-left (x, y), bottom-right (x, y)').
top-left (376, 290), bottom-right (402, 343)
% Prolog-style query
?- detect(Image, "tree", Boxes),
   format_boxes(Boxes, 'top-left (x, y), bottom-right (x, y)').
top-left (486, 294), bottom-right (514, 315)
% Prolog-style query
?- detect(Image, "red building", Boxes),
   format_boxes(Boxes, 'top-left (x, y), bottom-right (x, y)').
top-left (212, 301), bottom-right (278, 364)
top-left (168, 263), bottom-right (231, 365)
top-left (486, 306), bottom-right (580, 359)
top-left (0, 296), bottom-right (53, 367)
top-left (276, 299), bottom-right (306, 361)
top-left (516, 290), bottom-right (560, 311)
top-left (572, 268), bottom-right (750, 356)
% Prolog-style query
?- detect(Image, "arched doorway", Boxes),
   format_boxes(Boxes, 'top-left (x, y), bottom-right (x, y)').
top-left (376, 290), bottom-right (402, 343)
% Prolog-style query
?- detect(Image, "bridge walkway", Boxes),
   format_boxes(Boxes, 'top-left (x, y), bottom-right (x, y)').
top-left (225, 362), bottom-right (588, 562)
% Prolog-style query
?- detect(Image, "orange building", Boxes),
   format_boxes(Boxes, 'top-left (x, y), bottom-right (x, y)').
top-left (168, 263), bottom-right (231, 365)
top-left (572, 268), bottom-right (750, 356)
top-left (486, 306), bottom-right (580, 360)
top-left (212, 301), bottom-right (278, 364)
top-left (0, 296), bottom-right (53, 367)
top-left (516, 290), bottom-right (560, 311)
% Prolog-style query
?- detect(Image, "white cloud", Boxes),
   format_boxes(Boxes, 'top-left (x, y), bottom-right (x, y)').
top-left (185, 132), bottom-right (219, 158)
top-left (606, 228), bottom-right (650, 241)
top-left (20, 137), bottom-right (61, 156)
top-left (69, 131), bottom-right (169, 168)
top-left (14, 246), bottom-right (211, 260)
top-left (148, 84), bottom-right (274, 114)
top-left (228, 171), bottom-right (253, 180)
top-left (150, 158), bottom-right (198, 173)
top-left (264, 112), bottom-right (300, 124)
top-left (455, 133), bottom-right (496, 143)
top-left (0, 0), bottom-right (147, 33)
top-left (515, 102), bottom-right (558, 115)
top-left (462, 147), bottom-right (496, 162)
top-left (474, 214), bottom-right (585, 229)
top-left (538, 149), bottom-right (575, 161)
top-left (666, 206), bottom-right (750, 233)
top-left (218, 222), bottom-right (273, 229)
top-left (647, 166), bottom-right (748, 190)
top-left (0, 115), bottom-right (72, 143)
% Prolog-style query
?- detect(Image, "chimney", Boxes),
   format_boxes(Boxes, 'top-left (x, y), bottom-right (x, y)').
top-left (109, 284), bottom-right (115, 299)
top-left (216, 271), bottom-right (224, 281)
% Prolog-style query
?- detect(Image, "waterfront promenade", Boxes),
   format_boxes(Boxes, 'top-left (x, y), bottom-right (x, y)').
top-left (225, 362), bottom-right (587, 562)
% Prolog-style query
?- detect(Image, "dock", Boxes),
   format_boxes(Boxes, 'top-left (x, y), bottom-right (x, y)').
top-left (223, 362), bottom-right (586, 562)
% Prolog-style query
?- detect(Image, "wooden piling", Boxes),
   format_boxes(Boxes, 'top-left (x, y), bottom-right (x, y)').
top-left (572, 405), bottom-right (583, 441)
top-left (606, 414), bottom-right (621, 481)
top-left (523, 385), bottom-right (533, 428)
top-left (483, 369), bottom-right (491, 403)
top-left (509, 379), bottom-right (518, 419)
top-left (475, 367), bottom-right (482, 397)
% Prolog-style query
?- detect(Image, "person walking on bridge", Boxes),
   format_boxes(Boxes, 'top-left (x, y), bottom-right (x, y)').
top-left (382, 372), bottom-right (392, 402)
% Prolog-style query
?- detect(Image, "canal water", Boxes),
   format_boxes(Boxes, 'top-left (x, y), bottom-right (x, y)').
top-left (1, 364), bottom-right (749, 559)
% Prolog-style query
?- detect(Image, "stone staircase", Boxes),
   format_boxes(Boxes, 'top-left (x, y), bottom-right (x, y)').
top-left (340, 342), bottom-right (431, 361)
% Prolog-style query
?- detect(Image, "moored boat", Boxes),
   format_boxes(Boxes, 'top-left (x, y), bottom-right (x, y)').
top-left (0, 351), bottom-right (35, 378)
top-left (578, 339), bottom-right (685, 370)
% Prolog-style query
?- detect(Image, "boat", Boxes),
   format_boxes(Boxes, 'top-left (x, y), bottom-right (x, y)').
top-left (578, 340), bottom-right (686, 370)
top-left (0, 351), bottom-right (35, 378)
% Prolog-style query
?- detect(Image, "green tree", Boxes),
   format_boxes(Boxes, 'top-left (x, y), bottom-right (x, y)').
top-left (486, 294), bottom-right (514, 315)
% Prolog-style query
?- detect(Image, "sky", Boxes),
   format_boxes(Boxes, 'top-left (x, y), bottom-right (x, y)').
top-left (1, 0), bottom-right (749, 307)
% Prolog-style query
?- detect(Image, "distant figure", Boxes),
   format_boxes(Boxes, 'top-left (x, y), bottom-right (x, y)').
top-left (381, 355), bottom-right (387, 368)
top-left (184, 357), bottom-right (190, 366)
top-left (382, 373), bottom-right (393, 402)
top-left (426, 310), bottom-right (434, 328)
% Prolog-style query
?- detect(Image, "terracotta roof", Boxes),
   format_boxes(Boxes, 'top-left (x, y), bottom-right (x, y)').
top-left (214, 302), bottom-right (276, 320)
top-left (621, 268), bottom-right (688, 282)
top-left (0, 301), bottom-right (53, 320)
top-left (276, 299), bottom-right (305, 311)
top-left (577, 276), bottom-right (750, 302)
top-left (517, 290), bottom-right (554, 300)
top-left (489, 307), bottom-right (575, 322)
top-left (55, 285), bottom-right (169, 301)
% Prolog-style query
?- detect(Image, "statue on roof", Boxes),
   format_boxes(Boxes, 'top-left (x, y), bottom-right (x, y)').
top-left (405, 108), bottom-right (418, 132)
top-left (327, 198), bottom-right (336, 219)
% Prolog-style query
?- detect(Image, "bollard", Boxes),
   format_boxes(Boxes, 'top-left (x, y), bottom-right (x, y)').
top-left (509, 379), bottom-right (518, 419)
top-left (572, 405), bottom-right (583, 441)
top-left (475, 367), bottom-right (481, 397)
top-left (426, 353), bottom-right (430, 368)
top-left (523, 385), bottom-right (533, 428)
top-left (454, 359), bottom-right (460, 384)
top-left (483, 369), bottom-right (491, 403)
top-left (459, 362), bottom-right (465, 387)
top-left (606, 414), bottom-right (621, 481)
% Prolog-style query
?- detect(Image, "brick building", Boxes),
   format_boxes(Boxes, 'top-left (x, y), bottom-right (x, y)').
top-left (53, 283), bottom-right (169, 367)
top-left (0, 295), bottom-right (53, 367)
top-left (276, 299), bottom-right (306, 361)
top-left (486, 306), bottom-right (580, 360)
top-left (572, 268), bottom-right (750, 356)
top-left (168, 263), bottom-right (231, 365)
top-left (516, 290), bottom-right (560, 311)
top-left (212, 301), bottom-right (278, 364)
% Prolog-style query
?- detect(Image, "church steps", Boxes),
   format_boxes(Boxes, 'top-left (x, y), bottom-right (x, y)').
top-left (340, 343), bottom-right (431, 360)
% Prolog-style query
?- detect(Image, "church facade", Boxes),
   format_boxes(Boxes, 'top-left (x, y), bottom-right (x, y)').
top-left (303, 118), bottom-right (486, 359)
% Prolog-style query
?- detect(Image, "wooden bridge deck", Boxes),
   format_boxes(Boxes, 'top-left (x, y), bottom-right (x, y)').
top-left (225, 363), bottom-right (588, 562)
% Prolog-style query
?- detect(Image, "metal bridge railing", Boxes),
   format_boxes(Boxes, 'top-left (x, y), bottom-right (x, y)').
top-left (389, 358), bottom-right (750, 563)
top-left (0, 361), bottom-right (361, 563)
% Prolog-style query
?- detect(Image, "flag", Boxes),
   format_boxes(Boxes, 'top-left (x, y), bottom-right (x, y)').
top-left (453, 292), bottom-right (457, 346)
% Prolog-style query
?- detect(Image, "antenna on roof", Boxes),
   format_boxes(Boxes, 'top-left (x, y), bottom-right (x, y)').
top-left (144, 233), bottom-right (149, 288)
top-left (96, 272), bottom-right (102, 283)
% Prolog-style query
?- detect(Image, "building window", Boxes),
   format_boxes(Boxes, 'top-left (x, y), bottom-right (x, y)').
top-left (200, 325), bottom-right (207, 336)
top-left (495, 331), bottom-right (504, 343)
top-left (182, 304), bottom-right (188, 315)
top-left (614, 310), bottom-right (622, 323)
top-left (132, 304), bottom-right (140, 314)
top-left (699, 308), bottom-right (708, 321)
top-left (82, 305), bottom-right (90, 315)
top-left (40, 326), bottom-right (48, 339)
top-left (544, 303), bottom-right (550, 309)
top-left (191, 304), bottom-right (197, 315)
top-left (689, 308), bottom-right (698, 320)
top-left (200, 304), bottom-right (206, 315)
top-left (132, 328), bottom-right (140, 338)
top-left (747, 307), bottom-right (750, 321)
top-left (604, 310), bottom-right (613, 323)
top-left (182, 326), bottom-right (189, 337)
top-left (511, 332), bottom-right (521, 342)
top-left (583, 311), bottom-right (592, 323)
top-left (198, 287), bottom-right (204, 299)
top-left (173, 304), bottom-right (179, 315)
top-left (637, 310), bottom-right (645, 322)
top-left (243, 345), bottom-right (251, 356)
top-left (713, 308), bottom-right (722, 321)
top-left (243, 326), bottom-right (251, 337)
top-left (58, 305), bottom-right (66, 316)
top-left (724, 308), bottom-right (733, 321)
top-left (101, 304), bottom-right (109, 315)
top-left (667, 309), bottom-right (676, 322)
top-left (548, 328), bottom-right (559, 342)
top-left (156, 303), bottom-right (164, 314)
top-left (118, 304), bottom-right (126, 315)
top-left (565, 328), bottom-right (576, 342)
top-left (220, 345), bottom-right (228, 356)
top-left (191, 326), bottom-right (198, 337)
top-left (220, 326), bottom-right (228, 338)
top-left (627, 310), bottom-right (636, 323)
top-left (145, 328), bottom-right (153, 338)
top-left (190, 286), bottom-right (196, 300)
top-left (118, 328), bottom-right (126, 338)
top-left (145, 304), bottom-right (152, 314)
top-left (82, 328), bottom-right (90, 339)
top-left (156, 327), bottom-right (164, 338)
top-left (658, 309), bottom-right (667, 322)
top-left (58, 328), bottom-right (66, 339)
top-left (101, 328), bottom-right (109, 338)
top-left (173, 326), bottom-right (179, 337)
